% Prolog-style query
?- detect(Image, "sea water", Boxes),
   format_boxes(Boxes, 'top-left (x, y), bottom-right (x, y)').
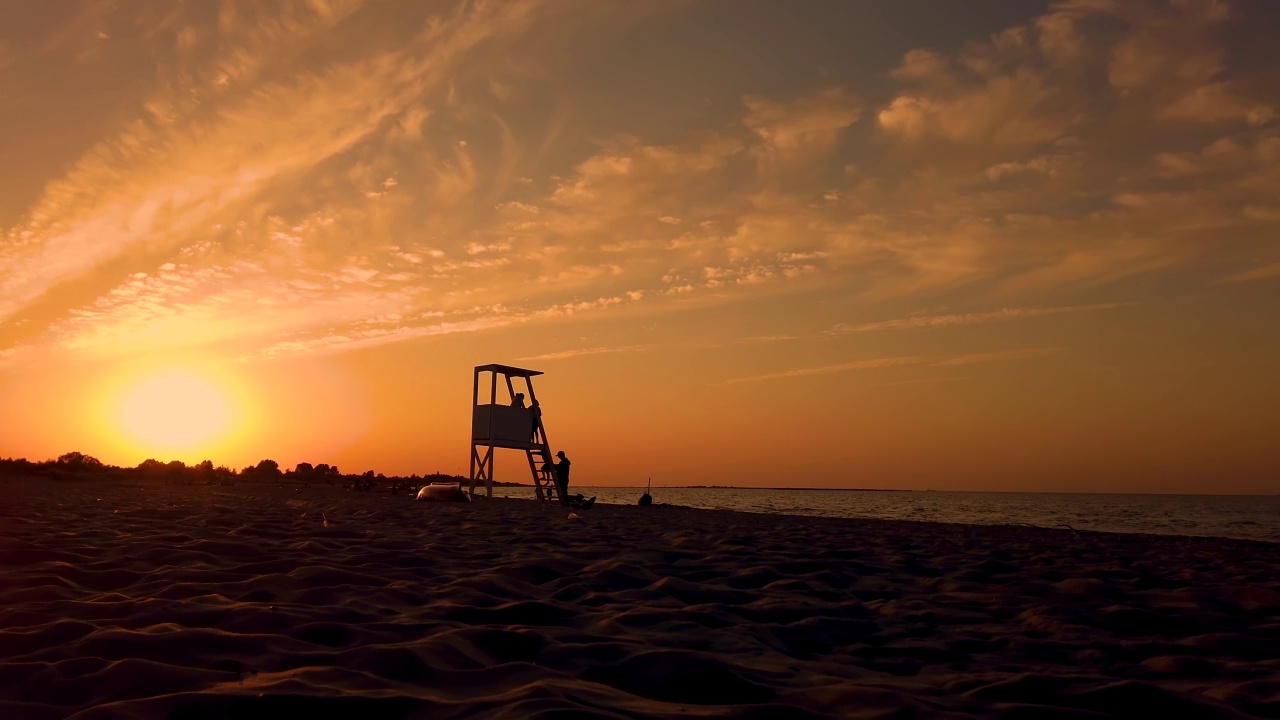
top-left (572, 487), bottom-right (1280, 543)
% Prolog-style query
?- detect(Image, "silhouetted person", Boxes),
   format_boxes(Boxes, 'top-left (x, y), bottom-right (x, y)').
top-left (554, 451), bottom-right (571, 504)
top-left (512, 392), bottom-right (525, 408)
top-left (552, 451), bottom-right (595, 509)
top-left (530, 398), bottom-right (542, 441)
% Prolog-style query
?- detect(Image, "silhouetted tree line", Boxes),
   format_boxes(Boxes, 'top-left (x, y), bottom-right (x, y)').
top-left (0, 452), bottom-right (501, 489)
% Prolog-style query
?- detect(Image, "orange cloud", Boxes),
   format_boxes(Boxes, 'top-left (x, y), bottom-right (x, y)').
top-left (2, 0), bottom-right (1277, 371)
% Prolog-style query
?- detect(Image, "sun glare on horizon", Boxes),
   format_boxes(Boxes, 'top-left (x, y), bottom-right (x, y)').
top-left (116, 371), bottom-right (232, 457)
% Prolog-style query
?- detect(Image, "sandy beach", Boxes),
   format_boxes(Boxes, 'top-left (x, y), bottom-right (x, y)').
top-left (2, 479), bottom-right (1279, 719)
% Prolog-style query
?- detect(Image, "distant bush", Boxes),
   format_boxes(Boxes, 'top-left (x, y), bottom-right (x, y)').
top-left (0, 452), bottom-right (497, 489)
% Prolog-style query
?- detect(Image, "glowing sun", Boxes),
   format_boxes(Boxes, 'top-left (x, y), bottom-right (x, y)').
top-left (119, 371), bottom-right (231, 453)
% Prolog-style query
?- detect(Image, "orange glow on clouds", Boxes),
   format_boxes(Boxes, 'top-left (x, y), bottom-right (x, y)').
top-left (1, 1), bottom-right (1278, 491)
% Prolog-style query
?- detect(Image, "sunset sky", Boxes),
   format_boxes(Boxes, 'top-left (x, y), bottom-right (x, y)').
top-left (2, 0), bottom-right (1278, 492)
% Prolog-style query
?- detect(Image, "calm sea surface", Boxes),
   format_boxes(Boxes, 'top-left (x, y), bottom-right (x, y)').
top-left (570, 487), bottom-right (1280, 543)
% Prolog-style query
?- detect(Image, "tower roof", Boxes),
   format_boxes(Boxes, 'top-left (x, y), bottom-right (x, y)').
top-left (474, 363), bottom-right (543, 378)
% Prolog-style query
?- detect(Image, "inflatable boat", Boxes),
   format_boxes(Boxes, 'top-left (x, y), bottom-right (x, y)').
top-left (415, 482), bottom-right (471, 503)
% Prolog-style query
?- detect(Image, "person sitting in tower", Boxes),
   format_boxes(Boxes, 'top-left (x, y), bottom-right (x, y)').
top-left (512, 392), bottom-right (526, 408)
top-left (530, 398), bottom-right (541, 441)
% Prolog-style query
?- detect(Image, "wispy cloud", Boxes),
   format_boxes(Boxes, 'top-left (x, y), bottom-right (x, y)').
top-left (722, 347), bottom-right (1061, 384)
top-left (1213, 262), bottom-right (1280, 285)
top-left (244, 294), bottom-right (649, 362)
top-left (929, 347), bottom-right (1061, 367)
top-left (874, 376), bottom-right (971, 387)
top-left (828, 303), bottom-right (1130, 334)
top-left (700, 334), bottom-right (801, 348)
top-left (722, 356), bottom-right (923, 385)
top-left (516, 344), bottom-right (655, 362)
top-left (0, 0), bottom-right (548, 336)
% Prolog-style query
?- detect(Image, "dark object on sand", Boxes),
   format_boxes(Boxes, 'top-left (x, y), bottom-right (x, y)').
top-left (639, 476), bottom-right (652, 506)
top-left (566, 493), bottom-right (595, 510)
top-left (416, 482), bottom-right (471, 503)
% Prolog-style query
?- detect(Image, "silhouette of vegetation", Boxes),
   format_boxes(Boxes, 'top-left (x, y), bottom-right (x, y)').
top-left (57, 451), bottom-right (104, 468)
top-left (0, 452), bottom-right (531, 489)
top-left (240, 459), bottom-right (282, 482)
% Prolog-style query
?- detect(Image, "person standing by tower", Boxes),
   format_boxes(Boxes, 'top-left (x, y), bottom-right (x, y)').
top-left (554, 450), bottom-right (571, 504)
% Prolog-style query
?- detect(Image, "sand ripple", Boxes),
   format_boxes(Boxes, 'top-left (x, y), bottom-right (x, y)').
top-left (1, 481), bottom-right (1278, 718)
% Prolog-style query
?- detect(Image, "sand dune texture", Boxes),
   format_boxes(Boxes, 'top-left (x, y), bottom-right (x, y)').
top-left (2, 481), bottom-right (1279, 719)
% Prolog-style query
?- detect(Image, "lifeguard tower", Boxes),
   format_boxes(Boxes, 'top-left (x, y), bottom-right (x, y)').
top-left (469, 364), bottom-right (560, 502)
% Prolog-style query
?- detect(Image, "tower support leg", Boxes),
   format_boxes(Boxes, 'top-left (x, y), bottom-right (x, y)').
top-left (470, 445), bottom-right (494, 499)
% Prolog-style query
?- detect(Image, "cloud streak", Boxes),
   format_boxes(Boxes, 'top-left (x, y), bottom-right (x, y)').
top-left (1213, 262), bottom-right (1280, 286)
top-left (721, 356), bottom-right (923, 385)
top-left (829, 303), bottom-right (1131, 334)
top-left (929, 347), bottom-right (1061, 367)
top-left (722, 347), bottom-right (1061, 385)
top-left (516, 345), bottom-right (655, 362)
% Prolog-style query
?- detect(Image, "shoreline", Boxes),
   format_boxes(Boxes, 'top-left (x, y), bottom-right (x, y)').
top-left (3, 479), bottom-right (1280, 718)
top-left (6, 475), bottom-right (1276, 544)
top-left (573, 487), bottom-right (1280, 545)
top-left (10, 473), bottom-right (1275, 497)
